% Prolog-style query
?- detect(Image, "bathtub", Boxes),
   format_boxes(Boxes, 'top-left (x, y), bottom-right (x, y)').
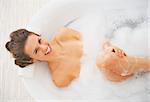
top-left (18, 0), bottom-right (149, 102)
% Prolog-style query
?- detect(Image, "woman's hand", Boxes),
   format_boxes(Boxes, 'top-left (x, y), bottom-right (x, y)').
top-left (97, 42), bottom-right (128, 76)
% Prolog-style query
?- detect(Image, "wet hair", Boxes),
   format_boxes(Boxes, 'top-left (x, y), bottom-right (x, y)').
top-left (5, 29), bottom-right (39, 68)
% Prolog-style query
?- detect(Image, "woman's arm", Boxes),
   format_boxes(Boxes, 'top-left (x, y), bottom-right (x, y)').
top-left (126, 56), bottom-right (150, 74)
top-left (52, 70), bottom-right (74, 88)
top-left (51, 60), bottom-right (80, 88)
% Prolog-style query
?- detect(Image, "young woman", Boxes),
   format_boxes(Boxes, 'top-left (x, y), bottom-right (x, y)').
top-left (5, 28), bottom-right (83, 88)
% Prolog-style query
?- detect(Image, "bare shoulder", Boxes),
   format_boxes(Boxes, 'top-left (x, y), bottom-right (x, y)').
top-left (60, 27), bottom-right (81, 35)
top-left (54, 27), bottom-right (82, 41)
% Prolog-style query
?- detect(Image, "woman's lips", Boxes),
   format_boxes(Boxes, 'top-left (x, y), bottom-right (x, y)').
top-left (45, 44), bottom-right (52, 55)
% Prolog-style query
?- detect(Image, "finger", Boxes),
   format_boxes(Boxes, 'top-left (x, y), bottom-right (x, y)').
top-left (119, 50), bottom-right (124, 57)
top-left (121, 51), bottom-right (124, 57)
top-left (117, 49), bottom-right (122, 57)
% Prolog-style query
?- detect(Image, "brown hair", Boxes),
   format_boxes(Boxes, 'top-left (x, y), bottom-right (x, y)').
top-left (5, 29), bottom-right (39, 68)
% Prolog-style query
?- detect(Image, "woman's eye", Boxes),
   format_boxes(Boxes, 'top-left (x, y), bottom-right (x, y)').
top-left (34, 48), bottom-right (39, 54)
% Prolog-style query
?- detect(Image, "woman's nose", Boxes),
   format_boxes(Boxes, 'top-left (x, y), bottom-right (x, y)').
top-left (39, 44), bottom-right (47, 53)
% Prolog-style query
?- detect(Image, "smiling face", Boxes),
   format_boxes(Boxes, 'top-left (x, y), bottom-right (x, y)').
top-left (24, 33), bottom-right (52, 61)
